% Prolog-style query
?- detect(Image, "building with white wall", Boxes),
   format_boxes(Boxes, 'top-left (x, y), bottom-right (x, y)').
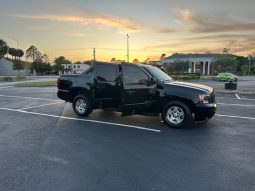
top-left (60, 63), bottom-right (90, 75)
top-left (162, 53), bottom-right (220, 75)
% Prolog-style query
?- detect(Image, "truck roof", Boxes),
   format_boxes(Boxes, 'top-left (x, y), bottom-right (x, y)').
top-left (92, 61), bottom-right (121, 66)
top-left (92, 61), bottom-right (150, 68)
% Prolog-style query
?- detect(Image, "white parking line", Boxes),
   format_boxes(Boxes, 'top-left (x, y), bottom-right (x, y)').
top-left (0, 86), bottom-right (13, 89)
top-left (20, 101), bottom-right (65, 110)
top-left (0, 94), bottom-right (60, 101)
top-left (0, 107), bottom-right (161, 133)
top-left (215, 114), bottom-right (255, 120)
top-left (235, 94), bottom-right (241, 99)
top-left (217, 103), bottom-right (255, 107)
top-left (217, 96), bottom-right (255, 101)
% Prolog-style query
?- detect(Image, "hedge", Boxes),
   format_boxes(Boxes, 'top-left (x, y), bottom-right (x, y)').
top-left (169, 73), bottom-right (201, 80)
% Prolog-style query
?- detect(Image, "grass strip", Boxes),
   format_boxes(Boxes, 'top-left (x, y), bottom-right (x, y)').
top-left (15, 80), bottom-right (56, 87)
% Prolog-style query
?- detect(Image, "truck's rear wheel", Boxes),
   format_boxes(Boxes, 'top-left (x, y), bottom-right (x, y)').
top-left (73, 95), bottom-right (92, 116)
top-left (162, 101), bottom-right (192, 128)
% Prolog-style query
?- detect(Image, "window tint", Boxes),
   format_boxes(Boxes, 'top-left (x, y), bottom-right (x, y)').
top-left (123, 65), bottom-right (148, 85)
top-left (81, 67), bottom-right (93, 76)
top-left (96, 64), bottom-right (117, 82)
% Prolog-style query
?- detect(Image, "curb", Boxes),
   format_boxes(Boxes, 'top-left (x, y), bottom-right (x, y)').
top-left (14, 85), bottom-right (55, 87)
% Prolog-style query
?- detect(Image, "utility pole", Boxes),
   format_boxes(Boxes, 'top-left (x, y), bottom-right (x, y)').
top-left (127, 34), bottom-right (129, 62)
top-left (93, 48), bottom-right (96, 61)
top-left (25, 54), bottom-right (28, 75)
top-left (248, 54), bottom-right (251, 75)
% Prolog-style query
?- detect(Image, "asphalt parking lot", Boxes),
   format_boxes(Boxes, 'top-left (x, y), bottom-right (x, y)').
top-left (0, 86), bottom-right (255, 191)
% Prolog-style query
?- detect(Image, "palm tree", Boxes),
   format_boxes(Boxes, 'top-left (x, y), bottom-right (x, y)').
top-left (8, 48), bottom-right (16, 60)
top-left (0, 39), bottom-right (9, 59)
top-left (16, 49), bottom-right (24, 60)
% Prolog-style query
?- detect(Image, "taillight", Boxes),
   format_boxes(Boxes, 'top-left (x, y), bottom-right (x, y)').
top-left (57, 77), bottom-right (60, 89)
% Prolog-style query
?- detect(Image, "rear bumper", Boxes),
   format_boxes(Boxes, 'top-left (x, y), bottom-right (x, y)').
top-left (194, 103), bottom-right (217, 120)
top-left (57, 90), bottom-right (72, 102)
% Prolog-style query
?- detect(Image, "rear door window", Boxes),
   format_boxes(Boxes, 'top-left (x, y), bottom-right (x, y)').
top-left (95, 64), bottom-right (117, 82)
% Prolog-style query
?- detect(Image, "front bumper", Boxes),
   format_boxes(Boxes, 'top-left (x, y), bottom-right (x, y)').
top-left (194, 103), bottom-right (217, 121)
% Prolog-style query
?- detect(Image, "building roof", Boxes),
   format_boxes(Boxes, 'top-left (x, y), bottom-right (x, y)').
top-left (165, 53), bottom-right (221, 60)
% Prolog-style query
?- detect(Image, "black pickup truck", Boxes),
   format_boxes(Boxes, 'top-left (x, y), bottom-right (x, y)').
top-left (57, 61), bottom-right (216, 128)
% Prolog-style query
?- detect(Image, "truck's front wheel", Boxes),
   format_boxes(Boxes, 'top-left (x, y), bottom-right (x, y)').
top-left (162, 101), bottom-right (192, 128)
top-left (73, 95), bottom-right (92, 116)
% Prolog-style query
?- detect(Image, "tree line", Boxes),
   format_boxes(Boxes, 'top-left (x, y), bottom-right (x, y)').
top-left (0, 39), bottom-right (91, 75)
top-left (1, 39), bottom-right (254, 75)
top-left (213, 49), bottom-right (255, 75)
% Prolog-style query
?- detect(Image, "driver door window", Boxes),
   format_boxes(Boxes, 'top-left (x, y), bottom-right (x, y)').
top-left (123, 65), bottom-right (149, 86)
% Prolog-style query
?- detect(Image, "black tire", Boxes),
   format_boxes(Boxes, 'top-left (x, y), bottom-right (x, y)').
top-left (162, 101), bottom-right (192, 129)
top-left (72, 94), bottom-right (92, 116)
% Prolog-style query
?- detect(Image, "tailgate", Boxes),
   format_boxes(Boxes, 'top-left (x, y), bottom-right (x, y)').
top-left (57, 75), bottom-right (78, 90)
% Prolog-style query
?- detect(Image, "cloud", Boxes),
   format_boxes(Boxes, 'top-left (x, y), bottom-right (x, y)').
top-left (10, 14), bottom-right (140, 33)
top-left (60, 32), bottom-right (87, 37)
top-left (178, 9), bottom-right (205, 25)
top-left (143, 33), bottom-right (255, 55)
top-left (175, 9), bottom-right (255, 33)
top-left (93, 15), bottom-right (139, 32)
top-left (157, 27), bottom-right (177, 33)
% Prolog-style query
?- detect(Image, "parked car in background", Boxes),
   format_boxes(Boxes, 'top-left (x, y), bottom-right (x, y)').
top-left (216, 73), bottom-right (238, 82)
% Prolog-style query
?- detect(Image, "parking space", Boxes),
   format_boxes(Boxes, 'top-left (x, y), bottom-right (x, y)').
top-left (216, 93), bottom-right (255, 119)
top-left (0, 86), bottom-right (255, 191)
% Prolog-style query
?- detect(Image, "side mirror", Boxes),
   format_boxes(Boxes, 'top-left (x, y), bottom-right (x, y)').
top-left (150, 77), bottom-right (157, 85)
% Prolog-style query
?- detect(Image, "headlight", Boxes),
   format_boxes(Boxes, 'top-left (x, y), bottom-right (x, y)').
top-left (198, 95), bottom-right (210, 104)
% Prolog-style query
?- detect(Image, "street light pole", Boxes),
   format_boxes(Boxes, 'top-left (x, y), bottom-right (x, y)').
top-left (127, 34), bottom-right (129, 62)
top-left (93, 48), bottom-right (96, 61)
top-left (248, 55), bottom-right (251, 76)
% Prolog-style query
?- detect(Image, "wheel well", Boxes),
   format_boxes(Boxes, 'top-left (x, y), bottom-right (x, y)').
top-left (71, 88), bottom-right (92, 101)
top-left (163, 96), bottom-right (195, 113)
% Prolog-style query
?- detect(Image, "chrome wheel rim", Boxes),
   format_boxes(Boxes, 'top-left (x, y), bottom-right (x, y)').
top-left (75, 99), bottom-right (87, 114)
top-left (166, 106), bottom-right (185, 125)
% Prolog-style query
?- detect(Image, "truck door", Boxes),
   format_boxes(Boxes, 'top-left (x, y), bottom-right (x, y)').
top-left (94, 63), bottom-right (121, 108)
top-left (121, 63), bottom-right (157, 116)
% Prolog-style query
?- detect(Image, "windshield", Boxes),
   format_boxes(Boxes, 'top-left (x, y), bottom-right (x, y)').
top-left (143, 65), bottom-right (173, 82)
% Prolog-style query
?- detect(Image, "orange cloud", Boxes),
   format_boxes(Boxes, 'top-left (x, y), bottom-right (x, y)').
top-left (94, 16), bottom-right (139, 33)
top-left (11, 14), bottom-right (140, 33)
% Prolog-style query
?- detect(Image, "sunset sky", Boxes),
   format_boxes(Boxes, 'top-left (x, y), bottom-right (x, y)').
top-left (1, 0), bottom-right (255, 62)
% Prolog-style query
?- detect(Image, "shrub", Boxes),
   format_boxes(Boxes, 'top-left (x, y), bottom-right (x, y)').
top-left (169, 73), bottom-right (201, 80)
top-left (15, 75), bottom-right (26, 81)
top-left (1, 77), bottom-right (13, 81)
